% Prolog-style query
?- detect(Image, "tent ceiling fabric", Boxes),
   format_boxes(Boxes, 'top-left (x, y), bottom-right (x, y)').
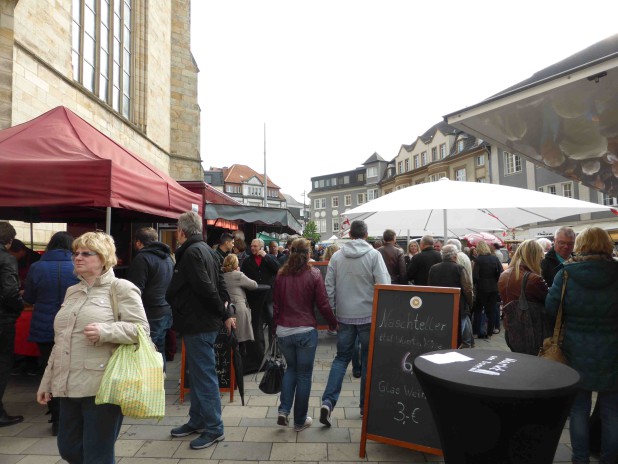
top-left (205, 204), bottom-right (303, 235)
top-left (0, 106), bottom-right (201, 222)
top-left (445, 33), bottom-right (618, 197)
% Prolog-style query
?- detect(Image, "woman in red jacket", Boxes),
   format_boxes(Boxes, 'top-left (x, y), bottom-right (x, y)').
top-left (272, 238), bottom-right (337, 432)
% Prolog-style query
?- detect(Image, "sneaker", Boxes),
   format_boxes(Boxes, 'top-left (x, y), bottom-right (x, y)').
top-left (294, 416), bottom-right (312, 432)
top-left (189, 432), bottom-right (225, 449)
top-left (319, 402), bottom-right (332, 427)
top-left (327, 329), bottom-right (337, 336)
top-left (277, 413), bottom-right (289, 426)
top-left (170, 423), bottom-right (204, 437)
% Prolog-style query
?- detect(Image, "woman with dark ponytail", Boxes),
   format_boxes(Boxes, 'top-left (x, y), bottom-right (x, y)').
top-left (272, 238), bottom-right (337, 432)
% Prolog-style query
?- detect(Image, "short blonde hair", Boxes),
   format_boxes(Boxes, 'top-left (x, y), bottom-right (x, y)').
top-left (574, 227), bottom-right (614, 256)
top-left (222, 253), bottom-right (239, 273)
top-left (323, 244), bottom-right (340, 261)
top-left (475, 240), bottom-right (492, 256)
top-left (73, 231), bottom-right (117, 272)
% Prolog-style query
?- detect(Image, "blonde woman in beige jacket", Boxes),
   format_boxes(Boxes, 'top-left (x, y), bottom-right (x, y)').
top-left (37, 232), bottom-right (149, 464)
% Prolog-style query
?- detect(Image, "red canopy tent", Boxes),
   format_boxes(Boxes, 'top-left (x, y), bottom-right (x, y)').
top-left (0, 106), bottom-right (202, 225)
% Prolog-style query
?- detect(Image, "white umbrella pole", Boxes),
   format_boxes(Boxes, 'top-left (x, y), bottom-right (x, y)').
top-left (443, 210), bottom-right (448, 241)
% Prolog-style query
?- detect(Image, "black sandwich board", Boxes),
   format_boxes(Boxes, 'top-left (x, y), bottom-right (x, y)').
top-left (359, 284), bottom-right (459, 457)
top-left (179, 325), bottom-right (235, 403)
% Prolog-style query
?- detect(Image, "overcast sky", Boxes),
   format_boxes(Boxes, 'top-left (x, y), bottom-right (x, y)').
top-left (190, 1), bottom-right (618, 203)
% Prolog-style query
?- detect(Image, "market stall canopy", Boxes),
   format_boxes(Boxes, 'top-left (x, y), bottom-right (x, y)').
top-left (445, 33), bottom-right (618, 197)
top-left (0, 106), bottom-right (201, 222)
top-left (461, 232), bottom-right (505, 248)
top-left (205, 204), bottom-right (303, 235)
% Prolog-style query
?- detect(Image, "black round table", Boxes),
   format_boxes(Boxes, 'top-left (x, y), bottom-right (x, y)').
top-left (413, 349), bottom-right (580, 464)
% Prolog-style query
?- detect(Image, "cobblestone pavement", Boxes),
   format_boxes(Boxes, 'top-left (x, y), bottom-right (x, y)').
top-left (0, 329), bottom-right (592, 463)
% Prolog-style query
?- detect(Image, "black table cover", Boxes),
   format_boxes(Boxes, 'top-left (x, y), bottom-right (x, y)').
top-left (413, 349), bottom-right (580, 464)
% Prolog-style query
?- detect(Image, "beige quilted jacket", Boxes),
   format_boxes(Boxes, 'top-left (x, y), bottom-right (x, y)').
top-left (38, 268), bottom-right (149, 398)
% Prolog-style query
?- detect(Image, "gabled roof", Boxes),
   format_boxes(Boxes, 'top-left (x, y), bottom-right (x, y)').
top-left (401, 121), bottom-right (459, 153)
top-left (223, 164), bottom-right (281, 189)
top-left (362, 152), bottom-right (385, 165)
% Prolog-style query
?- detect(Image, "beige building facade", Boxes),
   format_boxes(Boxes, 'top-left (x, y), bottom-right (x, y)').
top-left (1, 0), bottom-right (202, 244)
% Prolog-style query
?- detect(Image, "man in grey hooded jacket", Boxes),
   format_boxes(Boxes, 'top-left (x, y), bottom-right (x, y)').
top-left (320, 220), bottom-right (390, 426)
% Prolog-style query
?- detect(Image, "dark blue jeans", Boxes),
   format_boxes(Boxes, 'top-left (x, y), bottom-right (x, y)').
top-left (322, 323), bottom-right (371, 411)
top-left (0, 323), bottom-right (15, 416)
top-left (278, 329), bottom-right (318, 427)
top-left (570, 390), bottom-right (618, 463)
top-left (183, 331), bottom-right (224, 436)
top-left (148, 313), bottom-right (172, 371)
top-left (57, 396), bottom-right (123, 464)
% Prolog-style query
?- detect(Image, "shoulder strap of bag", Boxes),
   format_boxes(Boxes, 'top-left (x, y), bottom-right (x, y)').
top-left (518, 272), bottom-right (530, 311)
top-left (552, 271), bottom-right (568, 344)
top-left (110, 278), bottom-right (120, 322)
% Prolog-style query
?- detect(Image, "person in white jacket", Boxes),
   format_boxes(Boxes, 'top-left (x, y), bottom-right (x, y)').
top-left (319, 220), bottom-right (390, 426)
top-left (37, 232), bottom-right (149, 464)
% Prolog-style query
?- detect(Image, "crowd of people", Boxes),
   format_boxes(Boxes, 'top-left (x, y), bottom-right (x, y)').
top-left (0, 217), bottom-right (617, 464)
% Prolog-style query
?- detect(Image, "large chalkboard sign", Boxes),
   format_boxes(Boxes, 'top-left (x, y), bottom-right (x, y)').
top-left (180, 326), bottom-right (235, 403)
top-left (360, 285), bottom-right (459, 457)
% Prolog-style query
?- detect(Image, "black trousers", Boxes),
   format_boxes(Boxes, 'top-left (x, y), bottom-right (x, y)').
top-left (0, 323), bottom-right (16, 415)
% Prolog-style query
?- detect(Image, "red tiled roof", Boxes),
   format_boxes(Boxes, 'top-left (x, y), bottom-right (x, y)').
top-left (223, 164), bottom-right (281, 189)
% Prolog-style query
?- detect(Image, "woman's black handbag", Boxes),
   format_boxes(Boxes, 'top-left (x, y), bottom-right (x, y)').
top-left (257, 337), bottom-right (286, 394)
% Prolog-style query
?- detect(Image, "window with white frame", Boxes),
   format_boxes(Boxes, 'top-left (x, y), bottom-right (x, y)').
top-left (548, 185), bottom-right (557, 195)
top-left (421, 151), bottom-right (427, 166)
top-left (358, 173), bottom-right (364, 182)
top-left (504, 152), bottom-right (522, 175)
top-left (225, 184), bottom-right (241, 194)
top-left (562, 182), bottom-right (573, 198)
top-left (343, 175), bottom-right (350, 184)
top-left (357, 193), bottom-right (366, 204)
top-left (248, 186), bottom-right (263, 196)
top-left (431, 147), bottom-right (437, 161)
top-left (440, 143), bottom-right (446, 158)
top-left (367, 188), bottom-right (378, 201)
top-left (398, 161), bottom-right (403, 174)
top-left (332, 218), bottom-right (339, 232)
top-left (313, 180), bottom-right (319, 188)
top-left (331, 177), bottom-right (337, 186)
top-left (317, 219), bottom-right (326, 233)
top-left (72, 0), bottom-right (133, 119)
top-left (405, 159), bottom-right (410, 172)
top-left (430, 172), bottom-right (446, 182)
top-left (603, 193), bottom-right (618, 206)
top-left (344, 194), bottom-right (352, 206)
top-left (313, 198), bottom-right (326, 209)
top-left (455, 168), bottom-right (466, 181)
top-left (457, 140), bottom-right (465, 152)
top-left (367, 167), bottom-right (377, 178)
top-left (414, 155), bottom-right (419, 169)
top-left (440, 143), bottom-right (446, 159)
top-left (476, 155), bottom-right (485, 166)
top-left (331, 196), bottom-right (339, 208)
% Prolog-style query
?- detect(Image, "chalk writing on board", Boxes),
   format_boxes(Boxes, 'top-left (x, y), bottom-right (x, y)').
top-left (378, 309), bottom-right (448, 332)
top-left (393, 402), bottom-right (420, 425)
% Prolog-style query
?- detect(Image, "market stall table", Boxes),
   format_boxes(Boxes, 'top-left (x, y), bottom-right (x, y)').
top-left (413, 349), bottom-right (580, 464)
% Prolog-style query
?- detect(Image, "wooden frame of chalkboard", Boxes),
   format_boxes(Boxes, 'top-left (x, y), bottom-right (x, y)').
top-left (179, 331), bottom-right (236, 404)
top-left (359, 284), bottom-right (460, 458)
top-left (310, 261), bottom-right (330, 330)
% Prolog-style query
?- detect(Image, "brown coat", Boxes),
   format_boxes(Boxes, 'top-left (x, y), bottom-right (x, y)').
top-left (378, 243), bottom-right (407, 284)
top-left (498, 265), bottom-right (548, 306)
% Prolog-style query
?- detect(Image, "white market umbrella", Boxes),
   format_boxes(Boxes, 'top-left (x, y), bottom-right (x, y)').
top-left (344, 178), bottom-right (616, 239)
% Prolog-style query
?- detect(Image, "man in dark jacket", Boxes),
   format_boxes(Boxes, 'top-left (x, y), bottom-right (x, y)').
top-left (214, 233), bottom-right (234, 267)
top-left (541, 226), bottom-right (575, 287)
top-left (428, 244), bottom-right (474, 348)
top-left (166, 212), bottom-right (235, 450)
top-left (377, 229), bottom-right (407, 284)
top-left (0, 221), bottom-right (24, 427)
top-left (407, 235), bottom-right (442, 285)
top-left (241, 238), bottom-right (280, 345)
top-left (127, 227), bottom-right (174, 368)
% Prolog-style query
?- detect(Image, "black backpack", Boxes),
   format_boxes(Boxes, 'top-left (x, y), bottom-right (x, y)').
top-left (502, 272), bottom-right (551, 355)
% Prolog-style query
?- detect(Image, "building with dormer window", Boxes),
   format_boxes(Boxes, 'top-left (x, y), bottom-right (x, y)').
top-left (208, 164), bottom-right (287, 208)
